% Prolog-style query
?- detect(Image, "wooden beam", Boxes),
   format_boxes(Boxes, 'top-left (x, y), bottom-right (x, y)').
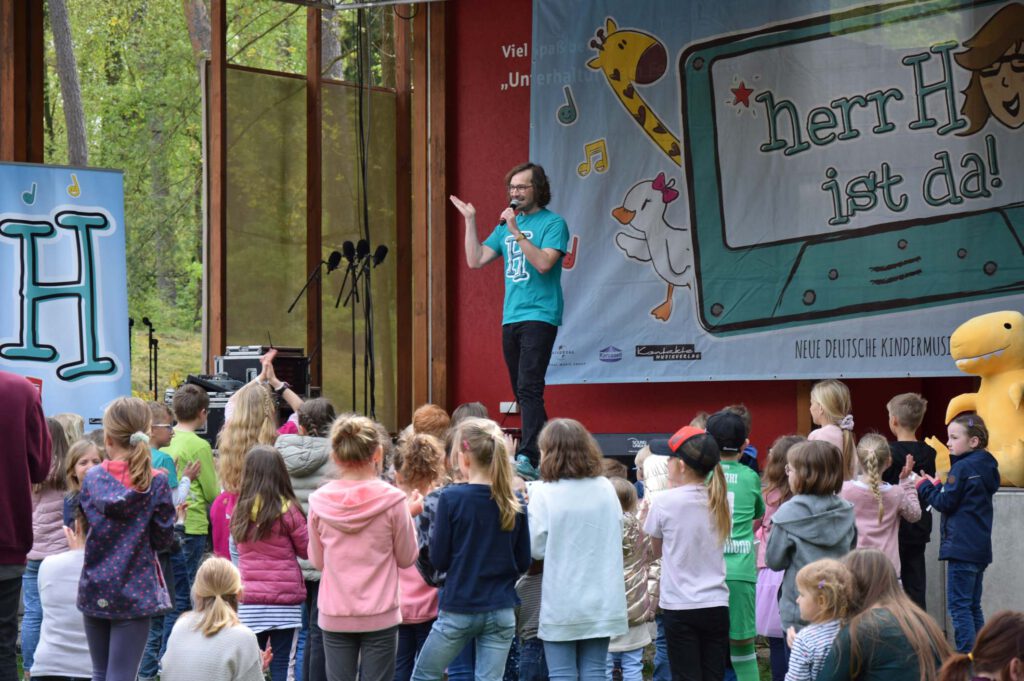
top-left (427, 2), bottom-right (447, 410)
top-left (410, 6), bottom-right (429, 409)
top-left (0, 0), bottom-right (43, 162)
top-left (207, 0), bottom-right (227, 370)
top-left (393, 5), bottom-right (413, 427)
top-left (796, 379), bottom-right (812, 435)
top-left (306, 7), bottom-right (323, 389)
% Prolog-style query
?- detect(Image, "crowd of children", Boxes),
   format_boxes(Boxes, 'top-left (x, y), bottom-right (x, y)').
top-left (6, 364), bottom-right (1021, 681)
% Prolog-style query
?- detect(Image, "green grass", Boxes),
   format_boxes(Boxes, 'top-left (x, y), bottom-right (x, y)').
top-left (130, 327), bottom-right (203, 399)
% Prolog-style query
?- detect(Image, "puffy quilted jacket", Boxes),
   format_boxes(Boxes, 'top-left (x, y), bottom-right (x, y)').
top-left (621, 511), bottom-right (654, 626)
top-left (28, 487), bottom-right (69, 560)
top-left (237, 501), bottom-right (309, 606)
top-left (277, 434), bottom-right (335, 581)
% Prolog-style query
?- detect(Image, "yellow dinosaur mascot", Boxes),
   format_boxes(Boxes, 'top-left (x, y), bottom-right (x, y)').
top-left (928, 310), bottom-right (1024, 487)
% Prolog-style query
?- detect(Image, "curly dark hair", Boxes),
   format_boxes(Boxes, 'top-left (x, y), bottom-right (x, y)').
top-left (505, 162), bottom-right (552, 209)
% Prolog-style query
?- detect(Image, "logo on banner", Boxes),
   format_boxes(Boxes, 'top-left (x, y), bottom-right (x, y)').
top-left (550, 344), bottom-right (584, 368)
top-left (599, 346), bottom-right (623, 362)
top-left (635, 344), bottom-right (701, 361)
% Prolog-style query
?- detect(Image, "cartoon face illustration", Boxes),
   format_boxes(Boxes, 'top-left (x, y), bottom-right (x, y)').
top-left (980, 45), bottom-right (1024, 128)
top-left (955, 3), bottom-right (1024, 134)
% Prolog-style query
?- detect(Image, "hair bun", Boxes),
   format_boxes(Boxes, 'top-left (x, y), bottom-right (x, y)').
top-left (129, 431), bottom-right (150, 446)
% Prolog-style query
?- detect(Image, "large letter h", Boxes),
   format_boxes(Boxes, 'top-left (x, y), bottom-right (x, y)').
top-left (1, 211), bottom-right (116, 380)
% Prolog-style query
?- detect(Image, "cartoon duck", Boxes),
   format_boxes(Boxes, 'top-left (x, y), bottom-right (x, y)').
top-left (611, 172), bottom-right (692, 322)
top-left (927, 310), bottom-right (1024, 487)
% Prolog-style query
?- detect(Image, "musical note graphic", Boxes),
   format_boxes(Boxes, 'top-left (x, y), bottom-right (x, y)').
top-left (557, 86), bottom-right (578, 125)
top-left (67, 174), bottom-right (81, 198)
top-left (21, 182), bottom-right (37, 205)
top-left (577, 139), bottom-right (609, 178)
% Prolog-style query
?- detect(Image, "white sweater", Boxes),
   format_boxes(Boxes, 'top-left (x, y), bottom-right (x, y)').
top-left (31, 550), bottom-right (90, 678)
top-left (528, 477), bottom-right (628, 641)
top-left (161, 612), bottom-right (265, 681)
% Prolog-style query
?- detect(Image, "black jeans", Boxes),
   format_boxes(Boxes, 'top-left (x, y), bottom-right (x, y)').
top-left (501, 321), bottom-right (558, 466)
top-left (899, 543), bottom-right (927, 611)
top-left (0, 575), bottom-right (21, 681)
top-left (662, 607), bottom-right (730, 681)
top-left (305, 580), bottom-right (327, 681)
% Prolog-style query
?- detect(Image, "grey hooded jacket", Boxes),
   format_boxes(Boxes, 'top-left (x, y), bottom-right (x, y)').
top-left (765, 493), bottom-right (857, 631)
top-left (276, 433), bottom-right (335, 581)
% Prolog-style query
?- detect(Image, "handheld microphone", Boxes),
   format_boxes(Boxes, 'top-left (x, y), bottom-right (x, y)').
top-left (342, 241), bottom-right (355, 263)
top-left (372, 244), bottom-right (388, 267)
top-left (326, 250), bottom-right (342, 273)
top-left (356, 239), bottom-right (370, 261)
top-left (499, 199), bottom-right (521, 226)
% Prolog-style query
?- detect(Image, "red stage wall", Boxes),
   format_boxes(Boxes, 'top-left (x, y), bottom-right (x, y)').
top-left (444, 1), bottom-right (973, 456)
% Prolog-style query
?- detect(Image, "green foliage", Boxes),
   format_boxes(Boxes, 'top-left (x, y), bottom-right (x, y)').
top-left (44, 0), bottom-right (204, 332)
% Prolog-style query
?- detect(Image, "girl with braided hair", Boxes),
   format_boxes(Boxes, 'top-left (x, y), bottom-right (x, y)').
top-left (841, 434), bottom-right (921, 578)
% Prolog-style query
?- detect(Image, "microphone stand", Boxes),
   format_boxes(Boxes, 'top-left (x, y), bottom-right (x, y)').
top-left (151, 338), bottom-right (159, 401)
top-left (288, 260), bottom-right (330, 314)
top-left (337, 254), bottom-right (366, 412)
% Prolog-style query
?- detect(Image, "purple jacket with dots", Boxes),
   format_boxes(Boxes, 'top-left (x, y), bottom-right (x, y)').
top-left (77, 461), bottom-right (176, 619)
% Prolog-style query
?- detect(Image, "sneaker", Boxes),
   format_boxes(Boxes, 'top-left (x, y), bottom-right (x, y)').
top-left (515, 454), bottom-right (539, 481)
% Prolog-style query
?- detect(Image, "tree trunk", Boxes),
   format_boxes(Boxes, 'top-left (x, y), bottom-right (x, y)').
top-left (182, 0), bottom-right (211, 62)
top-left (322, 9), bottom-right (342, 80)
top-left (49, 0), bottom-right (88, 165)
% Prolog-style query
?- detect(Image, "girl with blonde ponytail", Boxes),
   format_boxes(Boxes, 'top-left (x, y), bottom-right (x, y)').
top-left (643, 426), bottom-right (732, 681)
top-left (77, 396), bottom-right (176, 681)
top-left (841, 433), bottom-right (921, 578)
top-left (160, 557), bottom-right (270, 681)
top-left (409, 418), bottom-right (531, 681)
top-left (808, 379), bottom-right (858, 480)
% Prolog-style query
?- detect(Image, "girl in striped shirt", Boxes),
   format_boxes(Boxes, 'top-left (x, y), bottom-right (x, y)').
top-left (785, 559), bottom-right (853, 681)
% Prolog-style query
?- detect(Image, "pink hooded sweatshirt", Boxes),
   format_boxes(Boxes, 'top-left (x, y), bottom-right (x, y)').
top-left (307, 478), bottom-right (418, 632)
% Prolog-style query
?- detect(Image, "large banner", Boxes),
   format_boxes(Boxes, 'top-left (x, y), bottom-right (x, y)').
top-left (531, 0), bottom-right (1024, 383)
top-left (0, 163), bottom-right (130, 422)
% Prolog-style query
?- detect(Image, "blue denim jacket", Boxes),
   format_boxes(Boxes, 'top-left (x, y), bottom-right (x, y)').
top-left (917, 448), bottom-right (1000, 565)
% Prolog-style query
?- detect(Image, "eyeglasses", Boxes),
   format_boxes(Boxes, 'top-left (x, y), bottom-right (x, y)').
top-left (981, 54), bottom-right (1024, 77)
top-left (153, 422), bottom-right (176, 430)
top-left (508, 184), bottom-right (533, 191)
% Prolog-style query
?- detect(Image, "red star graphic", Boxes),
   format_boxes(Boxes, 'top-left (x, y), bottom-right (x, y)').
top-left (731, 81), bottom-right (754, 107)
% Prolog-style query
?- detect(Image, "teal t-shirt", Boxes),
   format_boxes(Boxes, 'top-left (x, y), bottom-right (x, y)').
top-left (150, 447), bottom-right (179, 488)
top-left (721, 459), bottom-right (765, 583)
top-left (483, 208), bottom-right (570, 326)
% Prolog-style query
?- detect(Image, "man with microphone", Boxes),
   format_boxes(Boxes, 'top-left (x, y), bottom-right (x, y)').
top-left (450, 162), bottom-right (569, 479)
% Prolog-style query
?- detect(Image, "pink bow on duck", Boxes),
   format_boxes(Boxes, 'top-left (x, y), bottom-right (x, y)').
top-left (652, 172), bottom-right (679, 203)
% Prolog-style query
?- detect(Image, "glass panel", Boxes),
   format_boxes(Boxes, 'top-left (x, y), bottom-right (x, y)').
top-left (321, 81), bottom-right (397, 429)
top-left (225, 67), bottom-right (307, 351)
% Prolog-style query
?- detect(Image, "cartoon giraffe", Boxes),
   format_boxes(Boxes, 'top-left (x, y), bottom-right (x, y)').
top-left (587, 18), bottom-right (681, 166)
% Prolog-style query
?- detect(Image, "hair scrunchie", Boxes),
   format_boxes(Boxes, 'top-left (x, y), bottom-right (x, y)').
top-left (129, 431), bottom-right (150, 446)
top-left (838, 414), bottom-right (855, 431)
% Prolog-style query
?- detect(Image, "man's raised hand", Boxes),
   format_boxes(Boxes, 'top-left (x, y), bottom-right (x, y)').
top-left (449, 195), bottom-right (476, 220)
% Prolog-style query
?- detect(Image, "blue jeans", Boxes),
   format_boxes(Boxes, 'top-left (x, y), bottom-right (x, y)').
top-left (258, 628), bottom-right (298, 681)
top-left (395, 620), bottom-right (434, 681)
top-left (411, 609), bottom-right (516, 681)
top-left (543, 638), bottom-right (609, 681)
top-left (20, 559), bottom-right (42, 673)
top-left (947, 560), bottom-right (986, 653)
top-left (519, 637), bottom-right (548, 681)
top-left (653, 614), bottom-right (670, 681)
top-left (448, 638), bottom-right (476, 681)
top-left (501, 321), bottom-right (558, 466)
top-left (181, 532), bottom-right (207, 587)
top-left (606, 648), bottom-right (643, 681)
top-left (138, 615), bottom-right (166, 679)
top-left (767, 637), bottom-right (788, 681)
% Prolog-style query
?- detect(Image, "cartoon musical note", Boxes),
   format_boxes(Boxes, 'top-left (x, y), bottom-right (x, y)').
top-left (67, 174), bottom-right (81, 198)
top-left (562, 235), bottom-right (580, 270)
top-left (21, 182), bottom-right (37, 205)
top-left (557, 86), bottom-right (578, 125)
top-left (577, 139), bottom-right (609, 177)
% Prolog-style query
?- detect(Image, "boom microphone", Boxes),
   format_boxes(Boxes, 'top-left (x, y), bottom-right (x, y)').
top-left (499, 199), bottom-right (521, 226)
top-left (372, 244), bottom-right (388, 267)
top-left (356, 239), bottom-right (370, 261)
top-left (342, 241), bottom-right (356, 263)
top-left (326, 250), bottom-right (342, 273)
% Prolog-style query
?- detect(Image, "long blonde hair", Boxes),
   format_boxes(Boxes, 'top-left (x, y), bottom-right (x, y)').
top-left (217, 383), bottom-right (278, 493)
top-left (190, 557), bottom-right (242, 637)
top-left (103, 397), bottom-right (154, 492)
top-left (855, 434), bottom-right (891, 522)
top-left (811, 379), bottom-right (856, 479)
top-left (455, 418), bottom-right (521, 531)
top-left (65, 440), bottom-right (104, 493)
